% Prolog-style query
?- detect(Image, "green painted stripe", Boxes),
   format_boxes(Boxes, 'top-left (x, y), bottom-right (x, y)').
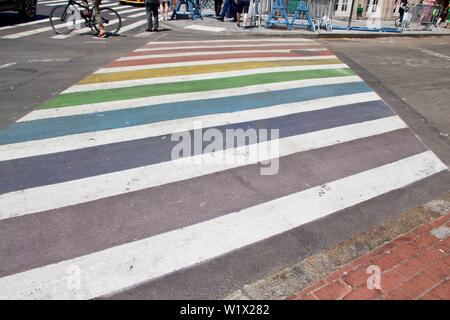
top-left (40, 68), bottom-right (355, 109)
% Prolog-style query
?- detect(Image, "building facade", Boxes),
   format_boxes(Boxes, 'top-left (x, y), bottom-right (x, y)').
top-left (333, 0), bottom-right (448, 20)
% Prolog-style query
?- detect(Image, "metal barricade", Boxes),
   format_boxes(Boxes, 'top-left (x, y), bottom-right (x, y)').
top-left (265, 0), bottom-right (334, 30)
top-left (403, 4), bottom-right (442, 31)
top-left (308, 0), bottom-right (334, 31)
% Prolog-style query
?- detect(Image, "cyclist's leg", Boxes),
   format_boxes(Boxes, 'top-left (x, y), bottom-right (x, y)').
top-left (80, 0), bottom-right (90, 18)
top-left (93, 0), bottom-right (105, 36)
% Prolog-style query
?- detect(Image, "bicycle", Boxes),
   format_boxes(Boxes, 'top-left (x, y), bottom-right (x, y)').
top-left (50, 0), bottom-right (122, 36)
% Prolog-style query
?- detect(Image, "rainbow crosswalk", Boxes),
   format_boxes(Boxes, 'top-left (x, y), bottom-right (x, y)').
top-left (0, 38), bottom-right (447, 299)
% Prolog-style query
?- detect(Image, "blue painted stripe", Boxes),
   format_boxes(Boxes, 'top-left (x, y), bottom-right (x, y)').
top-left (0, 82), bottom-right (372, 145)
top-left (0, 100), bottom-right (393, 193)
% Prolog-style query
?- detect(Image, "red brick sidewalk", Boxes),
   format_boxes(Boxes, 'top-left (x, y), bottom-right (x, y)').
top-left (288, 213), bottom-right (450, 300)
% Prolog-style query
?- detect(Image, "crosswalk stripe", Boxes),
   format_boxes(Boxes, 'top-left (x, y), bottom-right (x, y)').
top-left (23, 74), bottom-right (358, 121)
top-left (0, 150), bottom-right (444, 299)
top-left (81, 58), bottom-right (341, 83)
top-left (63, 63), bottom-right (349, 93)
top-left (107, 51), bottom-right (333, 68)
top-left (134, 42), bottom-right (321, 52)
top-left (0, 18), bottom-right (52, 31)
top-left (44, 0), bottom-right (115, 5)
top-left (6, 79), bottom-right (367, 145)
top-left (129, 11), bottom-right (147, 18)
top-left (144, 39), bottom-right (314, 45)
top-left (94, 55), bottom-right (338, 73)
top-left (38, 68), bottom-right (355, 109)
top-left (0, 128), bottom-right (426, 283)
top-left (0, 116), bottom-right (408, 220)
top-left (131, 43), bottom-right (322, 54)
top-left (51, 17), bottom-right (125, 39)
top-left (184, 25), bottom-right (226, 32)
top-left (118, 19), bottom-right (148, 33)
top-left (38, 0), bottom-right (70, 4)
top-left (115, 7), bottom-right (144, 14)
top-left (1, 18), bottom-right (84, 39)
top-left (0, 100), bottom-right (394, 194)
top-left (4, 92), bottom-right (379, 161)
top-left (116, 48), bottom-right (329, 61)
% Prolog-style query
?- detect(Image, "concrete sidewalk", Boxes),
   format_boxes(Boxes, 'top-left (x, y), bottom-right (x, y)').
top-left (163, 14), bottom-right (450, 38)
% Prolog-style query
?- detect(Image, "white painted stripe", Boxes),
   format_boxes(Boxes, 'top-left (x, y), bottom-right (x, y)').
top-left (118, 19), bottom-right (147, 33)
top-left (51, 18), bottom-right (124, 39)
top-left (145, 39), bottom-right (314, 45)
top-left (106, 3), bottom-right (131, 9)
top-left (43, 1), bottom-right (73, 5)
top-left (184, 25), bottom-right (226, 32)
top-left (63, 63), bottom-right (349, 93)
top-left (0, 62), bottom-right (16, 69)
top-left (44, 1), bottom-right (115, 6)
top-left (94, 55), bottom-right (338, 74)
top-left (418, 48), bottom-right (450, 61)
top-left (129, 11), bottom-right (147, 18)
top-left (115, 7), bottom-right (144, 14)
top-left (38, 0), bottom-right (70, 4)
top-left (2, 18), bottom-right (84, 39)
top-left (134, 43), bottom-right (321, 52)
top-left (21, 75), bottom-right (362, 121)
top-left (0, 18), bottom-right (51, 31)
top-left (116, 48), bottom-right (329, 61)
top-left (3, 92), bottom-right (379, 161)
top-left (0, 151), bottom-right (444, 299)
top-left (41, 0), bottom-right (114, 5)
top-left (0, 116), bottom-right (408, 220)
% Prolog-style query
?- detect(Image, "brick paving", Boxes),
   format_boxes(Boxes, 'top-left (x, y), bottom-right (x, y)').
top-left (288, 213), bottom-right (450, 300)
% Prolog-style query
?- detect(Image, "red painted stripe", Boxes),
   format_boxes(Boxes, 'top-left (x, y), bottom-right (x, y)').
top-left (127, 44), bottom-right (324, 56)
top-left (142, 41), bottom-right (317, 49)
top-left (108, 51), bottom-right (333, 68)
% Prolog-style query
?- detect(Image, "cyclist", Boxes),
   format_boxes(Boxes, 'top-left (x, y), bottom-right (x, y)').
top-left (81, 0), bottom-right (106, 37)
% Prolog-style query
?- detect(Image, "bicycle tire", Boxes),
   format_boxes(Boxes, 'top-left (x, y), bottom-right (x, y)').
top-left (50, 5), bottom-right (78, 35)
top-left (93, 7), bottom-right (122, 36)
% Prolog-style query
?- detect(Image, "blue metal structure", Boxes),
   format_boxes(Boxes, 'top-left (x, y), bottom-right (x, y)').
top-left (264, 0), bottom-right (289, 29)
top-left (171, 0), bottom-right (203, 20)
top-left (289, 0), bottom-right (315, 31)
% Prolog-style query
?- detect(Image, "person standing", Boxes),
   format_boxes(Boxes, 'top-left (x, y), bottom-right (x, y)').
top-left (217, 0), bottom-right (237, 21)
top-left (236, 0), bottom-right (250, 27)
top-left (446, 2), bottom-right (450, 28)
top-left (214, 0), bottom-right (223, 17)
top-left (160, 0), bottom-right (170, 21)
top-left (356, 4), bottom-right (363, 20)
top-left (395, 0), bottom-right (408, 25)
top-left (145, 0), bottom-right (160, 31)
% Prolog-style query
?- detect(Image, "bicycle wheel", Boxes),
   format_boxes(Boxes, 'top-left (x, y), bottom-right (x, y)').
top-left (50, 5), bottom-right (79, 35)
top-left (93, 7), bottom-right (122, 36)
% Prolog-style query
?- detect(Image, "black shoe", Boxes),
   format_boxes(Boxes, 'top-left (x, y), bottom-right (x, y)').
top-left (217, 17), bottom-right (224, 21)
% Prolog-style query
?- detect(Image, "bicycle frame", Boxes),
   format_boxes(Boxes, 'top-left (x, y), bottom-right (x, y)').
top-left (59, 0), bottom-right (91, 23)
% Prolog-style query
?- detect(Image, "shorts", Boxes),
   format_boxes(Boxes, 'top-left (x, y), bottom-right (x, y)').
top-left (160, 0), bottom-right (170, 4)
top-left (237, 1), bottom-right (249, 13)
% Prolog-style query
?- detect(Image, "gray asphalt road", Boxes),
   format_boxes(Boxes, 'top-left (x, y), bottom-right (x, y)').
top-left (0, 13), bottom-right (449, 300)
top-left (322, 37), bottom-right (450, 167)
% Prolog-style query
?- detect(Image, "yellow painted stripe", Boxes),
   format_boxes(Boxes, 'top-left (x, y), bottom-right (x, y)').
top-left (80, 58), bottom-right (342, 84)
